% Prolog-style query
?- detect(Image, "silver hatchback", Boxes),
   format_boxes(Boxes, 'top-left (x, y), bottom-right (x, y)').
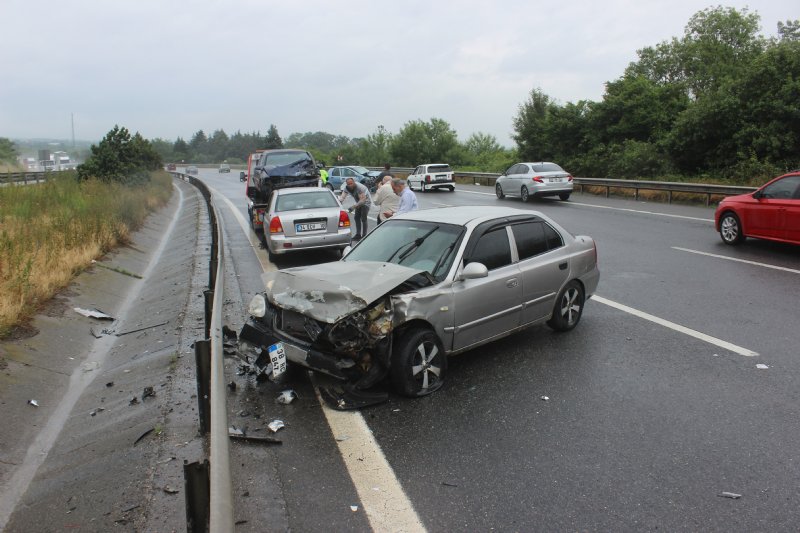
top-left (496, 162), bottom-right (573, 201)
top-left (240, 206), bottom-right (599, 408)
top-left (263, 187), bottom-right (352, 260)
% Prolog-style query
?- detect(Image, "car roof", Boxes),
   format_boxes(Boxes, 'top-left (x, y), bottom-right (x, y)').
top-left (275, 187), bottom-right (332, 196)
top-left (393, 206), bottom-right (544, 226)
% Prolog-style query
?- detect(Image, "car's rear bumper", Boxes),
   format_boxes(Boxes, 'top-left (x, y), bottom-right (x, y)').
top-left (266, 230), bottom-right (351, 254)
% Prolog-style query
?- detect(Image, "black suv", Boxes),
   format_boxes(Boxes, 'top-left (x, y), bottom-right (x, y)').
top-left (249, 149), bottom-right (320, 204)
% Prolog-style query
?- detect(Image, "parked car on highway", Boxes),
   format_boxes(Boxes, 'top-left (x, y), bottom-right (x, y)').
top-left (186, 165), bottom-right (199, 175)
top-left (166, 163), bottom-right (177, 171)
top-left (327, 166), bottom-right (377, 192)
top-left (219, 163), bottom-right (231, 173)
top-left (262, 187), bottom-right (352, 261)
top-left (496, 162), bottom-right (573, 201)
top-left (239, 206), bottom-right (599, 408)
top-left (407, 164), bottom-right (455, 192)
top-left (715, 171), bottom-right (800, 246)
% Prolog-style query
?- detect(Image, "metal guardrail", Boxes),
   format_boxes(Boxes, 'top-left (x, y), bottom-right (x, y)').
top-left (0, 171), bottom-right (51, 185)
top-left (174, 172), bottom-right (234, 532)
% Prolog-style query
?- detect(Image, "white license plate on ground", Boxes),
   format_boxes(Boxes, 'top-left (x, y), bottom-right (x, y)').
top-left (268, 342), bottom-right (287, 377)
top-left (296, 222), bottom-right (325, 232)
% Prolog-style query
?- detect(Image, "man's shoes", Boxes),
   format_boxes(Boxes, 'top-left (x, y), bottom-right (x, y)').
top-left (352, 234), bottom-right (362, 240)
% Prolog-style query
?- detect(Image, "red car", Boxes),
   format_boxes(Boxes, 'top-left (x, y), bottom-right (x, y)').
top-left (166, 163), bottom-right (177, 171)
top-left (715, 171), bottom-right (800, 245)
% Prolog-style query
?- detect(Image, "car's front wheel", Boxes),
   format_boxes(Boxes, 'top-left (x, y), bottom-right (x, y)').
top-left (547, 280), bottom-right (584, 332)
top-left (719, 212), bottom-right (745, 245)
top-left (391, 328), bottom-right (446, 397)
top-left (559, 193), bottom-right (570, 201)
top-left (496, 183), bottom-right (505, 199)
top-left (521, 186), bottom-right (530, 202)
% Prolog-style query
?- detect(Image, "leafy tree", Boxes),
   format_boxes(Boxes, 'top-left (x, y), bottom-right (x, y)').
top-left (172, 137), bottom-right (189, 162)
top-left (358, 125), bottom-right (392, 166)
top-left (208, 129), bottom-right (230, 161)
top-left (149, 138), bottom-right (174, 161)
top-left (777, 19), bottom-right (800, 41)
top-left (512, 88), bottom-right (556, 161)
top-left (189, 130), bottom-right (208, 162)
top-left (390, 118), bottom-right (458, 165)
top-left (0, 137), bottom-right (18, 164)
top-left (78, 125), bottom-right (162, 184)
top-left (264, 124), bottom-right (283, 149)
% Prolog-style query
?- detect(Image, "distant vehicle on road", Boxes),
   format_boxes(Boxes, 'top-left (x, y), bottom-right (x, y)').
top-left (186, 166), bottom-right (199, 175)
top-left (715, 171), bottom-right (800, 246)
top-left (407, 164), bottom-right (455, 192)
top-left (166, 163), bottom-right (177, 171)
top-left (327, 166), bottom-right (377, 192)
top-left (219, 163), bottom-right (231, 173)
top-left (496, 162), bottom-right (573, 201)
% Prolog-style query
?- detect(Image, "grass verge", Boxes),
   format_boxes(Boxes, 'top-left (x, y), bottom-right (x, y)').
top-left (0, 171), bottom-right (173, 337)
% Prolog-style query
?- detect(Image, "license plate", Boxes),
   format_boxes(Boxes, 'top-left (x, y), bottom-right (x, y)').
top-left (268, 342), bottom-right (287, 377)
top-left (435, 175), bottom-right (447, 181)
top-left (549, 178), bottom-right (563, 183)
top-left (296, 222), bottom-right (325, 232)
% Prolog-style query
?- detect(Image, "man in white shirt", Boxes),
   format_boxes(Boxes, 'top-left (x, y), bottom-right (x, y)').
top-left (373, 175), bottom-right (400, 224)
top-left (382, 178), bottom-right (418, 219)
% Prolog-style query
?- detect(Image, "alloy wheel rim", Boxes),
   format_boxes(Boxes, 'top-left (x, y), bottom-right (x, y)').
top-left (411, 342), bottom-right (442, 391)
top-left (721, 217), bottom-right (738, 242)
top-left (561, 288), bottom-right (581, 324)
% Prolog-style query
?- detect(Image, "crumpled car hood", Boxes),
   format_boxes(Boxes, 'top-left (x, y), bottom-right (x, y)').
top-left (264, 160), bottom-right (316, 177)
top-left (261, 261), bottom-right (428, 323)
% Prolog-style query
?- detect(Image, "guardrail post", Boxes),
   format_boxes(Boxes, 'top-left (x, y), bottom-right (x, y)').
top-left (184, 460), bottom-right (210, 533)
top-left (203, 290), bottom-right (213, 339)
top-left (194, 339), bottom-right (211, 434)
top-left (668, 190), bottom-right (673, 204)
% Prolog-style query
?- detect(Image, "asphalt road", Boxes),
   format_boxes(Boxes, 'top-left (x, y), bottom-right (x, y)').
top-left (197, 168), bottom-right (800, 531)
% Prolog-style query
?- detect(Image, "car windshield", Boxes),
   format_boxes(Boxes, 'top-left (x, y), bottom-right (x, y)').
top-left (531, 163), bottom-right (564, 173)
top-left (344, 220), bottom-right (464, 281)
top-left (351, 166), bottom-right (370, 175)
top-left (275, 191), bottom-right (338, 211)
top-left (264, 152), bottom-right (312, 167)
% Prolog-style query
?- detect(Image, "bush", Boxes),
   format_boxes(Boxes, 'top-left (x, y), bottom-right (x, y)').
top-left (78, 125), bottom-right (163, 185)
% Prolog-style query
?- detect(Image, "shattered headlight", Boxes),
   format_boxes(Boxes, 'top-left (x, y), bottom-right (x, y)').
top-left (248, 294), bottom-right (266, 318)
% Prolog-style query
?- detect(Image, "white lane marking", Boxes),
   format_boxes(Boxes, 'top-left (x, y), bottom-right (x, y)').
top-left (209, 181), bottom-right (425, 530)
top-left (431, 202), bottom-right (453, 207)
top-left (592, 295), bottom-right (759, 356)
top-left (456, 189), bottom-right (713, 222)
top-left (672, 247), bottom-right (800, 275)
top-left (317, 397), bottom-right (427, 533)
top-left (205, 183), bottom-right (276, 273)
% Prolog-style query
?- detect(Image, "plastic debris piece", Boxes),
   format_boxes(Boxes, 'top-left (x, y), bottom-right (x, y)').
top-left (228, 426), bottom-right (244, 437)
top-left (229, 434), bottom-right (282, 445)
top-left (442, 481), bottom-right (459, 487)
top-left (129, 397), bottom-right (140, 406)
top-left (106, 382), bottom-right (114, 387)
top-left (267, 420), bottom-right (285, 433)
top-left (719, 492), bottom-right (741, 499)
top-left (142, 386), bottom-right (156, 399)
top-left (227, 381), bottom-right (237, 391)
top-left (133, 428), bottom-right (154, 446)
top-left (89, 407), bottom-right (105, 416)
top-left (163, 486), bottom-right (179, 494)
top-left (28, 399), bottom-right (39, 407)
top-left (756, 364), bottom-right (769, 369)
top-left (540, 396), bottom-right (550, 401)
top-left (276, 390), bottom-right (297, 405)
top-left (73, 307), bottom-right (115, 321)
top-left (350, 505), bottom-right (358, 512)
top-left (336, 435), bottom-right (351, 442)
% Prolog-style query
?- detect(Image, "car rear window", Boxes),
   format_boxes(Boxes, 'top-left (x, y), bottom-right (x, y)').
top-left (276, 191), bottom-right (338, 211)
top-left (427, 165), bottom-right (452, 173)
top-left (530, 163), bottom-right (564, 173)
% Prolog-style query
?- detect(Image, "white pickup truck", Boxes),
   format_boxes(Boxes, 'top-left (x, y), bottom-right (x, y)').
top-left (406, 163), bottom-right (455, 192)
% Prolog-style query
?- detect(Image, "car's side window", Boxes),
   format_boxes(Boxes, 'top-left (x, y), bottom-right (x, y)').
top-left (543, 223), bottom-right (564, 250)
top-left (330, 168), bottom-right (339, 177)
top-left (468, 228), bottom-right (512, 270)
top-left (344, 168), bottom-right (356, 178)
top-left (762, 176), bottom-right (800, 199)
top-left (511, 222), bottom-right (547, 260)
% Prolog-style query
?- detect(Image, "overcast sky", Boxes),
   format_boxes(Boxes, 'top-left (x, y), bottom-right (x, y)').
top-left (1, 0), bottom-right (796, 146)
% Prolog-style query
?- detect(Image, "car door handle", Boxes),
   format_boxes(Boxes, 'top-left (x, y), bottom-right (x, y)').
top-left (506, 278), bottom-right (518, 288)
top-left (559, 262), bottom-right (568, 270)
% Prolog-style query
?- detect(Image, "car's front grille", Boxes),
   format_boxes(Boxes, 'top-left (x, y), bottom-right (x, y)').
top-left (278, 309), bottom-right (322, 343)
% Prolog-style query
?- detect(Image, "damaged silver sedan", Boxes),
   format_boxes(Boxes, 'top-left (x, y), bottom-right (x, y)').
top-left (239, 206), bottom-right (600, 408)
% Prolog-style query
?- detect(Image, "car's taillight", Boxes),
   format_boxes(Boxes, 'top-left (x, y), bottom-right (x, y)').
top-left (425, 175), bottom-right (431, 183)
top-left (338, 211), bottom-right (350, 228)
top-left (567, 174), bottom-right (574, 182)
top-left (532, 176), bottom-right (544, 183)
top-left (269, 216), bottom-right (283, 234)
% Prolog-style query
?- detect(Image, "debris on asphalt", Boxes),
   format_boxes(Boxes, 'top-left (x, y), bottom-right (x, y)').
top-left (540, 396), bottom-right (550, 401)
top-left (756, 364), bottom-right (769, 369)
top-left (106, 382), bottom-right (114, 387)
top-left (228, 426), bottom-right (245, 437)
top-left (28, 399), bottom-right (39, 407)
top-left (335, 435), bottom-right (351, 442)
top-left (129, 397), bottom-right (140, 406)
top-left (142, 386), bottom-right (156, 399)
top-left (229, 433), bottom-right (282, 445)
top-left (227, 381), bottom-right (237, 391)
top-left (276, 390), bottom-right (297, 405)
top-left (89, 407), bottom-right (105, 416)
top-left (163, 486), bottom-right (179, 494)
top-left (82, 361), bottom-right (100, 372)
top-left (222, 325), bottom-right (238, 341)
top-left (267, 419), bottom-right (285, 433)
top-left (350, 505), bottom-right (358, 512)
top-left (718, 492), bottom-right (742, 499)
top-left (133, 428), bottom-right (154, 446)
top-left (90, 328), bottom-right (103, 339)
top-left (73, 307), bottom-right (115, 321)
top-left (115, 321), bottom-right (170, 337)
top-left (442, 481), bottom-right (459, 487)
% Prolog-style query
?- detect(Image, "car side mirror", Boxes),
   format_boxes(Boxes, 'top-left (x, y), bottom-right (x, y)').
top-left (459, 262), bottom-right (488, 280)
top-left (240, 171), bottom-right (246, 179)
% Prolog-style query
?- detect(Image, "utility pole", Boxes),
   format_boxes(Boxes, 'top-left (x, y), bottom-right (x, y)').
top-left (71, 113), bottom-right (75, 149)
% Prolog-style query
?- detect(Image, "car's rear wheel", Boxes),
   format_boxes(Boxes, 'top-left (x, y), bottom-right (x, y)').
top-left (521, 186), bottom-right (530, 202)
top-left (547, 280), bottom-right (584, 332)
top-left (448, 186), bottom-right (455, 192)
top-left (496, 183), bottom-right (505, 199)
top-left (391, 328), bottom-right (446, 397)
top-left (719, 212), bottom-right (745, 245)
top-left (559, 193), bottom-right (571, 201)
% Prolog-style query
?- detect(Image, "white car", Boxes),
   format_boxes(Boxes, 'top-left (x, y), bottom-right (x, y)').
top-left (407, 164), bottom-right (455, 192)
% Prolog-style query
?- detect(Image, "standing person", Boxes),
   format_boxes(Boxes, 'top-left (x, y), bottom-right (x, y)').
top-left (378, 163), bottom-right (394, 180)
top-left (319, 165), bottom-right (329, 186)
top-left (338, 177), bottom-right (372, 239)
top-left (373, 175), bottom-right (400, 224)
top-left (382, 178), bottom-right (418, 219)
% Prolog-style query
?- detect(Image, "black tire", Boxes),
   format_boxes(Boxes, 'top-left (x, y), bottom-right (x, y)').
top-left (559, 193), bottom-right (571, 201)
top-left (448, 186), bottom-right (455, 192)
top-left (547, 280), bottom-right (585, 332)
top-left (521, 186), bottom-right (530, 203)
top-left (719, 212), bottom-right (745, 245)
top-left (496, 183), bottom-right (505, 199)
top-left (267, 246), bottom-right (278, 263)
top-left (390, 328), bottom-right (446, 397)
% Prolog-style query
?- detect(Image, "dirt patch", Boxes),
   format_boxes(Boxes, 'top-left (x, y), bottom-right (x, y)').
top-left (4, 322), bottom-right (39, 341)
